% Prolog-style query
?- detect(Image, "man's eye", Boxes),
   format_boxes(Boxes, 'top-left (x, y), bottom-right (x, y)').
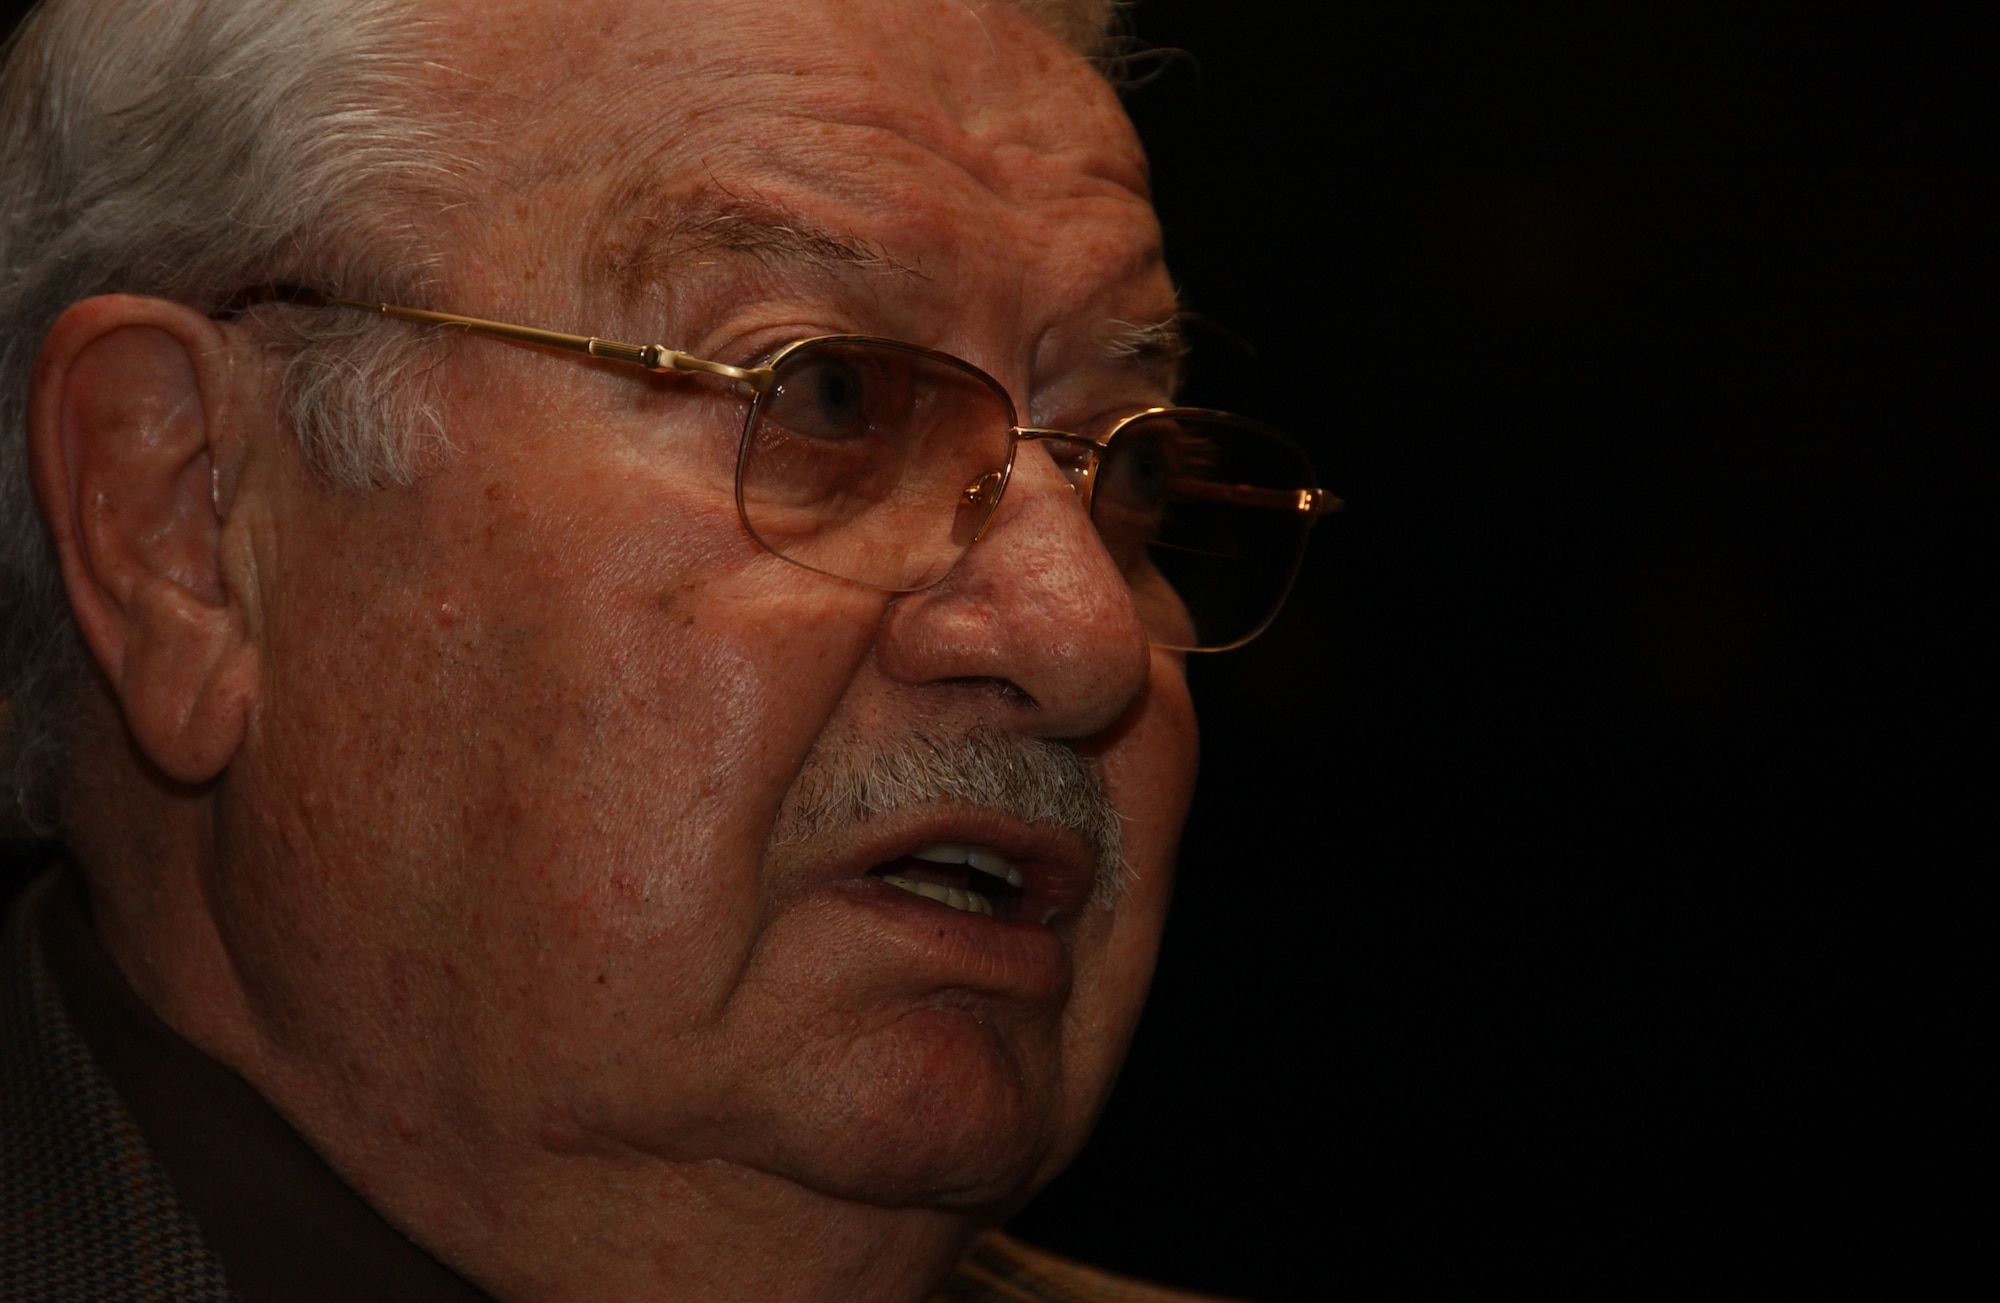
top-left (1090, 434), bottom-right (1173, 568)
top-left (768, 356), bottom-right (870, 440)
top-left (1098, 434), bottom-right (1171, 512)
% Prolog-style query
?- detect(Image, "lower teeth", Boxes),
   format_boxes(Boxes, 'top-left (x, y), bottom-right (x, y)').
top-left (878, 874), bottom-right (994, 916)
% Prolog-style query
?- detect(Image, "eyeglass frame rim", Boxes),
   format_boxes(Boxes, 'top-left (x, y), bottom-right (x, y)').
top-left (305, 294), bottom-right (1340, 651)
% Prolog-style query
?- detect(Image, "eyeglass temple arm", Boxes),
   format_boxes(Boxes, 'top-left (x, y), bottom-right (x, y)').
top-left (308, 298), bottom-right (1339, 516)
top-left (325, 297), bottom-right (776, 393)
top-left (1168, 477), bottom-right (1344, 517)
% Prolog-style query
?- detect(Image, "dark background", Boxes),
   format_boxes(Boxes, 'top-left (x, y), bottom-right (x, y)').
top-left (1007, 3), bottom-right (1988, 1297)
top-left (4, 1), bottom-right (1988, 1296)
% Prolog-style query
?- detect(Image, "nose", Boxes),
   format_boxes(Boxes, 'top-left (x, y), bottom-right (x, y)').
top-left (874, 439), bottom-right (1153, 739)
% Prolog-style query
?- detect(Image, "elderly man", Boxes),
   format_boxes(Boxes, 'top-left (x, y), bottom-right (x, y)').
top-left (0, 0), bottom-right (1330, 1297)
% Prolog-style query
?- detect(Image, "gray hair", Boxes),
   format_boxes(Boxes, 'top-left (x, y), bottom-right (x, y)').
top-left (0, 0), bottom-right (461, 834)
top-left (773, 724), bottom-right (1129, 908)
top-left (0, 0), bottom-right (1120, 837)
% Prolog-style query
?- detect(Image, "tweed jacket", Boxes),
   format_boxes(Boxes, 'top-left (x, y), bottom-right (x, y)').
top-left (0, 872), bottom-right (1224, 1302)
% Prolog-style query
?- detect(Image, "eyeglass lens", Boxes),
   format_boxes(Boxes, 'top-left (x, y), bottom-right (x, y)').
top-left (735, 338), bottom-right (1317, 652)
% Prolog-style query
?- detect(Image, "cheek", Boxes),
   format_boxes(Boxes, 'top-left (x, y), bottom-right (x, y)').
top-left (1098, 651), bottom-right (1199, 945)
top-left (235, 451), bottom-right (886, 1079)
top-left (1043, 656), bottom-right (1198, 1151)
top-left (436, 519), bottom-right (884, 1023)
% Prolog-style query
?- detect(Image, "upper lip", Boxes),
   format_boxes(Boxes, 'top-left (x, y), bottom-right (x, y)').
top-left (804, 806), bottom-right (1101, 924)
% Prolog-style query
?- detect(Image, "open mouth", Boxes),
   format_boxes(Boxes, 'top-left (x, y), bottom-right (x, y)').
top-left (868, 841), bottom-right (1027, 919)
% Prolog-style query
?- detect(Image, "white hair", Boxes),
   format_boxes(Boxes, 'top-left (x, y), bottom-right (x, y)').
top-left (0, 0), bottom-right (463, 833)
top-left (774, 724), bottom-right (1129, 908)
top-left (0, 0), bottom-right (1119, 836)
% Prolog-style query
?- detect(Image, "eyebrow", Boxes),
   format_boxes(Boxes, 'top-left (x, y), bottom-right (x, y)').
top-left (591, 177), bottom-right (1185, 388)
top-left (1103, 312), bottom-right (1188, 389)
top-left (591, 180), bottom-right (919, 304)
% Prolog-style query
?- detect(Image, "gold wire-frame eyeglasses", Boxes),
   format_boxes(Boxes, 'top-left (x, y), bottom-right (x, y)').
top-left (294, 292), bottom-right (1341, 651)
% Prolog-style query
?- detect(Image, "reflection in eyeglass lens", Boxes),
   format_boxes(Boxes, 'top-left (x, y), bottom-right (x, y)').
top-left (1098, 413), bottom-right (1314, 651)
top-left (738, 339), bottom-right (1318, 649)
top-left (740, 340), bottom-right (1016, 591)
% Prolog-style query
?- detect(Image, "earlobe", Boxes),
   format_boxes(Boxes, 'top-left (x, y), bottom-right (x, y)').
top-left (27, 296), bottom-right (261, 785)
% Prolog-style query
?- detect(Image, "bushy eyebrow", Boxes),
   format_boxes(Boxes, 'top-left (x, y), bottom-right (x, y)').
top-left (1102, 312), bottom-right (1187, 391)
top-left (591, 179), bottom-right (919, 304)
top-left (591, 178), bottom-right (1183, 391)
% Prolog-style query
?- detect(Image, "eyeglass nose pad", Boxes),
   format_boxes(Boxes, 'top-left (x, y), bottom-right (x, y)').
top-left (1042, 441), bottom-right (1097, 505)
top-left (1063, 457), bottom-right (1095, 503)
top-left (952, 468), bottom-right (1007, 547)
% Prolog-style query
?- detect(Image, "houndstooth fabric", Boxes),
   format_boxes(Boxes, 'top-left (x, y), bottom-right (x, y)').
top-left (0, 872), bottom-right (239, 1302)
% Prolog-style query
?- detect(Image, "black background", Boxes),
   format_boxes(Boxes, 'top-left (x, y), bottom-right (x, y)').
top-left (4, 1), bottom-right (1988, 1296)
top-left (1006, 3), bottom-right (1988, 1297)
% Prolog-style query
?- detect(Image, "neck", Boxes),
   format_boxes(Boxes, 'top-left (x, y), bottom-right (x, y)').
top-left (63, 713), bottom-right (263, 1083)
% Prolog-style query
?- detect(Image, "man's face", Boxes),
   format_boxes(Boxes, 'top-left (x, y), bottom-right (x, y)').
top-left (215, 0), bottom-right (1195, 1212)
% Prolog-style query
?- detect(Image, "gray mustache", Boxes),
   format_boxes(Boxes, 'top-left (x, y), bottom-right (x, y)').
top-left (773, 725), bottom-right (1127, 906)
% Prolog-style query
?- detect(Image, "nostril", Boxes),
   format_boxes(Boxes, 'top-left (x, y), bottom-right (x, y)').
top-left (935, 676), bottom-right (1038, 710)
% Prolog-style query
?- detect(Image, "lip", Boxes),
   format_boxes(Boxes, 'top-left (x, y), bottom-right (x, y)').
top-left (816, 807), bottom-right (1099, 919)
top-left (794, 805), bottom-right (1102, 993)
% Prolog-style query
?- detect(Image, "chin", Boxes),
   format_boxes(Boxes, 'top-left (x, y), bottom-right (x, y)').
top-left (743, 1001), bottom-right (1088, 1210)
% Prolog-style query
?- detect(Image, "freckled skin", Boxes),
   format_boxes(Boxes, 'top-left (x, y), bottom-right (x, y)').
top-left (63, 2), bottom-right (1199, 1300)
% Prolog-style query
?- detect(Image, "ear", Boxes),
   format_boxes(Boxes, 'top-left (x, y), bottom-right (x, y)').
top-left (27, 295), bottom-right (261, 786)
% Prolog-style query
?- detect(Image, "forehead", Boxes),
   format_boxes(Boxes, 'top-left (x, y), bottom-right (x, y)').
top-left (435, 0), bottom-right (1163, 333)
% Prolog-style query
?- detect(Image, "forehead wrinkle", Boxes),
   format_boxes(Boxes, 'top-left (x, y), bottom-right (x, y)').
top-left (714, 109), bottom-right (1161, 335)
top-left (488, 4), bottom-right (1159, 356)
top-left (588, 177), bottom-right (922, 308)
top-left (676, 0), bottom-right (1150, 201)
top-left (659, 88), bottom-right (1149, 260)
top-left (621, 17), bottom-right (1149, 234)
